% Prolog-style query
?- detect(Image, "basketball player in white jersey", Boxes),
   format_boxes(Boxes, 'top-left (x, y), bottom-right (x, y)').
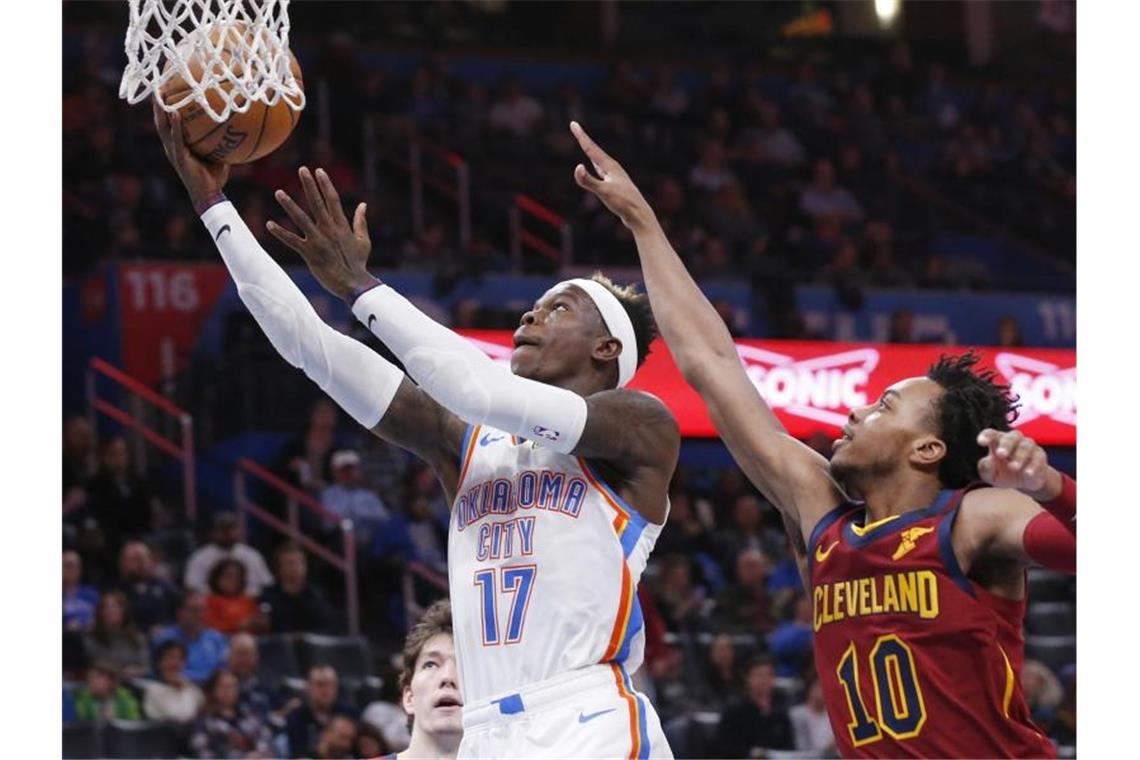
top-left (154, 102), bottom-right (678, 759)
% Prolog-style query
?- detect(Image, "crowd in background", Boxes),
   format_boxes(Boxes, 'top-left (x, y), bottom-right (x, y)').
top-left (63, 394), bottom-right (1077, 758)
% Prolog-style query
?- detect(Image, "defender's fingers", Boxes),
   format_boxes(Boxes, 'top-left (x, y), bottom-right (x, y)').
top-left (274, 189), bottom-right (318, 235)
top-left (297, 167), bottom-right (328, 221)
top-left (574, 163), bottom-right (603, 192)
top-left (1023, 449), bottom-right (1048, 479)
top-left (315, 168), bottom-right (350, 228)
top-left (995, 430), bottom-right (1023, 458)
top-left (266, 220), bottom-right (307, 254)
top-left (570, 121), bottom-right (613, 177)
top-left (352, 203), bottom-right (371, 244)
top-left (976, 428), bottom-right (1003, 449)
top-left (1008, 436), bottom-right (1037, 471)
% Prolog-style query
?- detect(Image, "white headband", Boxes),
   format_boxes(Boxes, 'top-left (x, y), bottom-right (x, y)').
top-left (566, 278), bottom-right (638, 388)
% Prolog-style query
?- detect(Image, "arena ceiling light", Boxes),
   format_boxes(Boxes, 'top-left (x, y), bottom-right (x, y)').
top-left (874, 0), bottom-right (901, 27)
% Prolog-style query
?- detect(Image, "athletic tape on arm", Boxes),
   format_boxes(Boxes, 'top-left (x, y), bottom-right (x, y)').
top-left (200, 202), bottom-right (402, 428)
top-left (351, 285), bottom-right (588, 453)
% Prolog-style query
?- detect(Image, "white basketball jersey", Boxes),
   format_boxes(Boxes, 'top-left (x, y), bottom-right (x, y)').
top-left (448, 424), bottom-right (663, 705)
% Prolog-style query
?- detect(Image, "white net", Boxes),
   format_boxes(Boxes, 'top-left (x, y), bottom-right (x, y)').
top-left (119, 0), bottom-right (305, 123)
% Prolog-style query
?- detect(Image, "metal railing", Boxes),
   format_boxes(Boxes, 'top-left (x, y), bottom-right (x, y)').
top-left (233, 458), bottom-right (360, 636)
top-left (509, 193), bottom-right (573, 270)
top-left (86, 357), bottom-right (197, 523)
top-left (409, 137), bottom-right (472, 252)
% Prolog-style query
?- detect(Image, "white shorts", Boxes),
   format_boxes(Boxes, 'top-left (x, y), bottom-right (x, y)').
top-left (457, 664), bottom-right (673, 760)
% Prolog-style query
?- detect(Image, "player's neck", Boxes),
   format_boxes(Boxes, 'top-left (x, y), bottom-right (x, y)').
top-left (859, 475), bottom-right (943, 524)
top-left (400, 728), bottom-right (461, 760)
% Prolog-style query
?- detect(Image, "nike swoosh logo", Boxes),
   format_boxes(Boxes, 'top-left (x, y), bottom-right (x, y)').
top-left (815, 540), bottom-right (840, 563)
top-left (578, 708), bottom-right (616, 724)
top-left (479, 433), bottom-right (505, 447)
top-left (367, 314), bottom-right (377, 332)
top-left (214, 224), bottom-right (230, 242)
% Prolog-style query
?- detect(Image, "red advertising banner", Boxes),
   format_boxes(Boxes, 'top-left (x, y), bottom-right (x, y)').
top-left (458, 331), bottom-right (1077, 446)
top-left (118, 263), bottom-right (231, 387)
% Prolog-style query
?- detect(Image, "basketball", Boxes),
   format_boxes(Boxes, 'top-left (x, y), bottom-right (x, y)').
top-left (158, 23), bottom-right (303, 164)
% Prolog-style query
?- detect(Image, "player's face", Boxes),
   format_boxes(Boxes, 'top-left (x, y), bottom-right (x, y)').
top-left (511, 284), bottom-right (615, 386)
top-left (403, 633), bottom-right (463, 738)
top-left (829, 377), bottom-right (944, 487)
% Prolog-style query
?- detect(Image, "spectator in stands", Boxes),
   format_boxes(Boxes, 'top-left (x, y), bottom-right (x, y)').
top-left (189, 669), bottom-right (275, 759)
top-left (63, 415), bottom-right (96, 516)
top-left (714, 655), bottom-right (795, 756)
top-left (286, 666), bottom-right (357, 759)
top-left (63, 550), bottom-right (99, 633)
top-left (73, 660), bottom-right (141, 721)
top-left (320, 449), bottom-right (392, 544)
top-left (699, 633), bottom-right (743, 709)
top-left (487, 77), bottom-right (544, 138)
top-left (649, 64), bottom-right (689, 118)
top-left (736, 99), bottom-right (807, 169)
top-left (361, 680), bottom-right (411, 755)
top-left (768, 593), bottom-right (815, 678)
top-left (154, 591), bottom-right (230, 682)
top-left (799, 158), bottom-right (864, 225)
top-left (689, 138), bottom-right (737, 195)
top-left (403, 493), bottom-right (448, 574)
top-left (655, 555), bottom-right (708, 632)
top-left (83, 590), bottom-right (149, 678)
top-left (184, 513), bottom-right (274, 596)
top-left (789, 676), bottom-right (836, 754)
top-left (86, 436), bottom-right (161, 554)
top-left (279, 400), bottom-right (339, 495)
top-left (1022, 658), bottom-right (1064, 730)
top-left (355, 432), bottom-right (407, 503)
top-left (714, 494), bottom-right (768, 567)
top-left (711, 549), bottom-right (772, 634)
top-left (654, 489), bottom-right (713, 559)
top-left (226, 633), bottom-right (279, 725)
top-left (259, 543), bottom-right (332, 634)
top-left (204, 558), bottom-right (261, 634)
top-left (313, 714), bottom-right (358, 759)
top-left (997, 314), bottom-right (1025, 347)
top-left (143, 640), bottom-right (206, 723)
top-left (116, 540), bottom-right (180, 633)
top-left (354, 723), bottom-right (391, 759)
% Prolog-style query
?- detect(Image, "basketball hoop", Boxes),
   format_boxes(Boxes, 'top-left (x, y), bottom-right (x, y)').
top-left (119, 0), bottom-right (305, 123)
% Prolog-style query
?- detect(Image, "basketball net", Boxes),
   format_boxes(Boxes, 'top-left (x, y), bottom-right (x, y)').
top-left (119, 0), bottom-right (305, 123)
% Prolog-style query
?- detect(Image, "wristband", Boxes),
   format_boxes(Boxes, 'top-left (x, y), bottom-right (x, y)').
top-left (346, 276), bottom-right (383, 307)
top-left (193, 191), bottom-right (229, 216)
top-left (1040, 473), bottom-right (1076, 533)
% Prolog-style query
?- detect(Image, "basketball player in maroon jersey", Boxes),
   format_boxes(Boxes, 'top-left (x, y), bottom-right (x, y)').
top-left (571, 122), bottom-right (1075, 758)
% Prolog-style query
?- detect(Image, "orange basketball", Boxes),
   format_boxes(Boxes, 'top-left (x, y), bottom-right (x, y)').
top-left (158, 23), bottom-right (303, 164)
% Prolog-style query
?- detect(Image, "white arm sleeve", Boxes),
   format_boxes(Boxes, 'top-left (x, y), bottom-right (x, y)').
top-left (199, 201), bottom-right (403, 429)
top-left (352, 285), bottom-right (588, 453)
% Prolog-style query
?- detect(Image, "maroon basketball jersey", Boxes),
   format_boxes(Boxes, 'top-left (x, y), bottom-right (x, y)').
top-left (808, 486), bottom-right (1055, 758)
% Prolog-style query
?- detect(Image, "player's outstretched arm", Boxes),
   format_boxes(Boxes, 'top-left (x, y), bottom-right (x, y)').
top-left (569, 121), bottom-right (842, 536)
top-left (152, 103), bottom-right (466, 497)
top-left (956, 429), bottom-right (1076, 575)
top-left (269, 167), bottom-right (678, 522)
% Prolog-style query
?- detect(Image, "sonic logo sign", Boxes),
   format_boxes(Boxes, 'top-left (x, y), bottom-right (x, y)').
top-left (994, 353), bottom-right (1077, 427)
top-left (456, 330), bottom-right (1077, 446)
top-left (736, 346), bottom-right (879, 427)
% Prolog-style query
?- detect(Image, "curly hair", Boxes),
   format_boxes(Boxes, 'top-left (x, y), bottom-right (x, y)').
top-left (589, 272), bottom-right (659, 368)
top-left (926, 351), bottom-right (1020, 488)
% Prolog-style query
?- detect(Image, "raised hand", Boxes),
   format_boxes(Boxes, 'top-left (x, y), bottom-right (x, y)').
top-left (976, 428), bottom-right (1060, 499)
top-left (267, 167), bottom-right (376, 301)
top-left (570, 121), bottom-right (656, 233)
top-left (152, 99), bottom-right (230, 209)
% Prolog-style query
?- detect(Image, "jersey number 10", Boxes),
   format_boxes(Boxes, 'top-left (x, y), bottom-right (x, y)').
top-left (836, 634), bottom-right (928, 747)
top-left (473, 565), bottom-right (537, 645)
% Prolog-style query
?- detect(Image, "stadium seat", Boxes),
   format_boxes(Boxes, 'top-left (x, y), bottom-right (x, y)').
top-left (299, 633), bottom-right (375, 685)
top-left (1025, 635), bottom-right (1076, 675)
top-left (1026, 602), bottom-right (1076, 636)
top-left (256, 634), bottom-right (301, 688)
top-left (103, 720), bottom-right (180, 759)
top-left (62, 723), bottom-right (99, 759)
